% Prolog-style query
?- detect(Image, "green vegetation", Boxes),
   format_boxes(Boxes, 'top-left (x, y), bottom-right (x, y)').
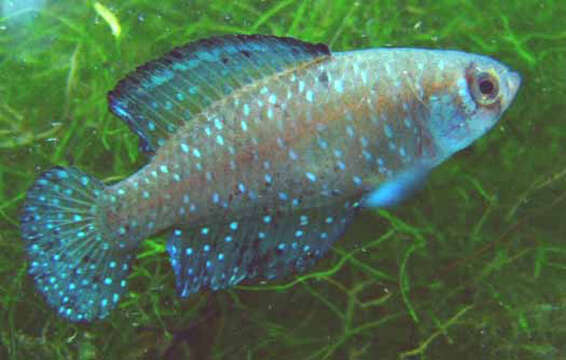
top-left (1, 0), bottom-right (565, 358)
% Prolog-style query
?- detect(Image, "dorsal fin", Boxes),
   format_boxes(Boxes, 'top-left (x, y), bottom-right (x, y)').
top-left (107, 34), bottom-right (331, 153)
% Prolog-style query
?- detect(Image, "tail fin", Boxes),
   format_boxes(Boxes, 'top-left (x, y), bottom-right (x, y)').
top-left (20, 167), bottom-right (133, 322)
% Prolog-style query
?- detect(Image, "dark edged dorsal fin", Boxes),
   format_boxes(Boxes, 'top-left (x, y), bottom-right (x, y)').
top-left (107, 34), bottom-right (331, 153)
top-left (166, 200), bottom-right (360, 297)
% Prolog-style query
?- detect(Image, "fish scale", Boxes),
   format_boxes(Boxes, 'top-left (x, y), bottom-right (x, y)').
top-left (20, 34), bottom-right (521, 321)
top-left (110, 52), bottom-right (420, 230)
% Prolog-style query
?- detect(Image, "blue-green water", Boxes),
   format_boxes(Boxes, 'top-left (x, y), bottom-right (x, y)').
top-left (1, 0), bottom-right (565, 358)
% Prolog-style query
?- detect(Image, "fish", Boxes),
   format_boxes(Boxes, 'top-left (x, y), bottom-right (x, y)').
top-left (20, 34), bottom-right (521, 322)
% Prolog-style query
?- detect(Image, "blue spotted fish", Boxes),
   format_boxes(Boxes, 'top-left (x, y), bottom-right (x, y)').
top-left (20, 35), bottom-right (521, 322)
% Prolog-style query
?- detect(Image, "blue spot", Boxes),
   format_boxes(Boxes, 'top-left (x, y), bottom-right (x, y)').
top-left (277, 243), bottom-right (286, 251)
top-left (160, 165), bottom-right (168, 173)
top-left (56, 169), bottom-right (68, 179)
top-left (216, 135), bottom-right (224, 145)
top-left (278, 192), bottom-right (288, 201)
top-left (201, 227), bottom-right (209, 235)
top-left (238, 183), bottom-right (246, 193)
top-left (264, 174), bottom-right (272, 184)
top-left (289, 149), bottom-right (298, 160)
top-left (263, 215), bottom-right (272, 223)
top-left (214, 118), bottom-right (223, 130)
top-left (334, 79), bottom-right (344, 93)
top-left (181, 143), bottom-right (189, 153)
top-left (325, 217), bottom-right (333, 224)
top-left (186, 248), bottom-right (193, 255)
top-left (384, 124), bottom-right (393, 138)
top-left (225, 236), bottom-right (232, 242)
top-left (295, 230), bottom-right (304, 238)
top-left (203, 244), bottom-right (210, 252)
top-left (104, 277), bottom-right (112, 285)
top-left (258, 232), bottom-right (266, 239)
top-left (192, 148), bottom-right (201, 158)
top-left (346, 125), bottom-right (355, 138)
top-left (306, 90), bottom-right (314, 102)
top-left (305, 172), bottom-right (317, 182)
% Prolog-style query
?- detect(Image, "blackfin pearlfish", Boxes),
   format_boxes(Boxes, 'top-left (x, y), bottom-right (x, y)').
top-left (20, 35), bottom-right (521, 322)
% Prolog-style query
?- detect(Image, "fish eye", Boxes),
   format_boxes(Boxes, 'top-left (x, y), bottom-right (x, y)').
top-left (471, 71), bottom-right (499, 105)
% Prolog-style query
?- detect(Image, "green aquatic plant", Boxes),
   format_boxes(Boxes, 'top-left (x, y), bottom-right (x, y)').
top-left (1, 0), bottom-right (565, 358)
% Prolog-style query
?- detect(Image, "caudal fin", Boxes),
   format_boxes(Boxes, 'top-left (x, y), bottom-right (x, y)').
top-left (20, 167), bottom-right (133, 322)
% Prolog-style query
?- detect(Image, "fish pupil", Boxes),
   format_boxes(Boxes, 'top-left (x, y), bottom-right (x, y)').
top-left (479, 78), bottom-right (495, 95)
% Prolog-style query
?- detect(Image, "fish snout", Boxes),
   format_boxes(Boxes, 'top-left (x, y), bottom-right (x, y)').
top-left (506, 71), bottom-right (521, 99)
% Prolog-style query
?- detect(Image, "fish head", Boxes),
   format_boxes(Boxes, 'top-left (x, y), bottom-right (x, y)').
top-left (426, 51), bottom-right (521, 161)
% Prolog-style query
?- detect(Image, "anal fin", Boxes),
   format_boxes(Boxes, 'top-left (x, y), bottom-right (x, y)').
top-left (166, 201), bottom-right (360, 298)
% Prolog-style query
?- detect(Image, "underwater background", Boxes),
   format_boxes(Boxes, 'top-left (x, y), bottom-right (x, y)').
top-left (1, 0), bottom-right (565, 358)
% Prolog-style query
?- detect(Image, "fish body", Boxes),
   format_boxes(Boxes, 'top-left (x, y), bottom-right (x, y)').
top-left (20, 35), bottom-right (520, 322)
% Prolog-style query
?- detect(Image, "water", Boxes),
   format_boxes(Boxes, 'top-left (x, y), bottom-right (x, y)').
top-left (1, 0), bottom-right (565, 358)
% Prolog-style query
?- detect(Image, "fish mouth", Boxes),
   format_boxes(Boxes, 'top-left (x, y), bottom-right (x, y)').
top-left (506, 71), bottom-right (522, 100)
